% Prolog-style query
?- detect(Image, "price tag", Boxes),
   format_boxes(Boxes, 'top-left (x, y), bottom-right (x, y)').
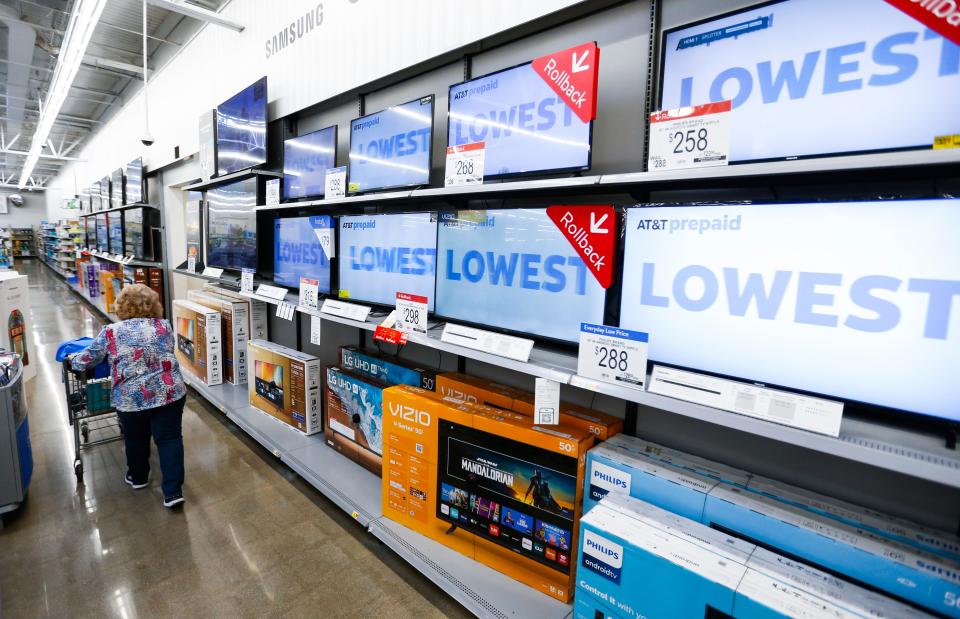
top-left (299, 277), bottom-right (320, 310)
top-left (648, 101), bottom-right (731, 171)
top-left (440, 323), bottom-right (534, 363)
top-left (325, 166), bottom-right (347, 199)
top-left (310, 315), bottom-right (322, 345)
top-left (534, 378), bottom-right (561, 426)
top-left (374, 325), bottom-right (408, 346)
top-left (255, 283), bottom-right (288, 302)
top-left (202, 266), bottom-right (224, 279)
top-left (186, 255), bottom-right (196, 273)
top-left (276, 301), bottom-right (296, 321)
top-left (395, 292), bottom-right (428, 334)
top-left (444, 142), bottom-right (485, 187)
top-left (576, 323), bottom-right (649, 389)
top-left (320, 298), bottom-right (371, 323)
top-left (265, 179), bottom-right (280, 206)
top-left (240, 268), bottom-right (254, 294)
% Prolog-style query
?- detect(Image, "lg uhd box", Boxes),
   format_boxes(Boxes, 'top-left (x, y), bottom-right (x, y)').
top-left (172, 299), bottom-right (222, 385)
top-left (188, 289), bottom-right (250, 385)
top-left (339, 346), bottom-right (437, 390)
top-left (247, 339), bottom-right (321, 435)
top-left (324, 366), bottom-right (386, 475)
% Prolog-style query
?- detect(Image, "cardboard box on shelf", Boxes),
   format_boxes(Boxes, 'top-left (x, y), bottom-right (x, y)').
top-left (172, 299), bottom-right (222, 386)
top-left (324, 367), bottom-right (386, 475)
top-left (339, 346), bottom-right (437, 390)
top-left (248, 339), bottom-right (321, 435)
top-left (187, 290), bottom-right (250, 385)
top-left (204, 283), bottom-right (268, 340)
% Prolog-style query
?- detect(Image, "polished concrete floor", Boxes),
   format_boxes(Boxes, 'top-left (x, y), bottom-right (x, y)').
top-left (1, 260), bottom-right (469, 618)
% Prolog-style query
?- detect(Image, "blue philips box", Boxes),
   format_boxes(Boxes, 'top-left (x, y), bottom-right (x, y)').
top-left (339, 346), bottom-right (437, 390)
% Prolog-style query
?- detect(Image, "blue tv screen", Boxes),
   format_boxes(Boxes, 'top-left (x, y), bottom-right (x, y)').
top-left (96, 215), bottom-right (108, 252)
top-left (348, 96), bottom-right (433, 193)
top-left (217, 77), bottom-right (267, 176)
top-left (206, 178), bottom-right (257, 271)
top-left (448, 63), bottom-right (592, 177)
top-left (108, 212), bottom-right (124, 255)
top-left (283, 126), bottom-right (336, 200)
top-left (125, 157), bottom-right (144, 205)
top-left (273, 215), bottom-right (332, 291)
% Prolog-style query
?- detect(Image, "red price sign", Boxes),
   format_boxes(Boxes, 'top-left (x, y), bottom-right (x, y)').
top-left (374, 325), bottom-right (408, 346)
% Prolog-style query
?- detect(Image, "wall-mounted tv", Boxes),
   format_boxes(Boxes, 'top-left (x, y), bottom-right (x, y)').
top-left (216, 77), bottom-right (268, 176)
top-left (659, 0), bottom-right (960, 162)
top-left (273, 215), bottom-right (333, 290)
top-left (448, 62), bottom-right (592, 178)
top-left (348, 96), bottom-right (434, 193)
top-left (185, 191), bottom-right (203, 265)
top-left (618, 199), bottom-right (960, 422)
top-left (96, 214), bottom-right (108, 253)
top-left (205, 177), bottom-right (257, 271)
top-left (435, 208), bottom-right (606, 343)
top-left (125, 157), bottom-right (144, 205)
top-left (337, 212), bottom-right (437, 310)
top-left (107, 211), bottom-right (124, 255)
top-left (283, 126), bottom-right (337, 201)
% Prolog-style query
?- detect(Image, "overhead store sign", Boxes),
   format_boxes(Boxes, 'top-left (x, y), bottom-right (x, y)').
top-left (531, 42), bottom-right (600, 123)
top-left (265, 3), bottom-right (325, 59)
top-left (546, 205), bottom-right (616, 289)
top-left (886, 0), bottom-right (960, 46)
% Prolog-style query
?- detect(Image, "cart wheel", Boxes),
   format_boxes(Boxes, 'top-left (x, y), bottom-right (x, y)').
top-left (74, 459), bottom-right (84, 484)
top-left (81, 423), bottom-right (89, 444)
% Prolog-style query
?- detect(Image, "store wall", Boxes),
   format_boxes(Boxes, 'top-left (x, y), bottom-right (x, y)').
top-left (0, 192), bottom-right (49, 228)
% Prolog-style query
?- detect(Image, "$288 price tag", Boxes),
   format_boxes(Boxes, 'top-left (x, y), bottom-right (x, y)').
top-left (648, 101), bottom-right (730, 171)
top-left (394, 292), bottom-right (428, 334)
top-left (576, 323), bottom-right (649, 389)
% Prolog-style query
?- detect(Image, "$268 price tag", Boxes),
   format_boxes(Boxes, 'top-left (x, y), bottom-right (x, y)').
top-left (444, 142), bottom-right (485, 187)
top-left (576, 323), bottom-right (649, 389)
top-left (648, 101), bottom-right (730, 171)
top-left (394, 292), bottom-right (428, 334)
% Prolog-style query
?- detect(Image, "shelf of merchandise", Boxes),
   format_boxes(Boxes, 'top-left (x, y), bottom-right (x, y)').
top-left (1, 227), bottom-right (35, 259)
top-left (181, 168), bottom-right (282, 193)
top-left (66, 279), bottom-right (118, 323)
top-left (87, 202), bottom-right (157, 215)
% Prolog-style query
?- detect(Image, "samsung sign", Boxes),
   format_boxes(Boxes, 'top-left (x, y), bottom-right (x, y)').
top-left (619, 200), bottom-right (960, 422)
top-left (265, 4), bottom-right (324, 59)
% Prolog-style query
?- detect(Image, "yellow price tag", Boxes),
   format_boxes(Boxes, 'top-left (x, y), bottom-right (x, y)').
top-left (339, 290), bottom-right (350, 299)
top-left (933, 134), bottom-right (960, 149)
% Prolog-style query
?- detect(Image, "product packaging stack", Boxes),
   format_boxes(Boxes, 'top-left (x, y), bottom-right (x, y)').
top-left (187, 289), bottom-right (251, 385)
top-left (247, 339), bottom-right (321, 435)
top-left (172, 299), bottom-right (222, 386)
top-left (204, 283), bottom-right (268, 340)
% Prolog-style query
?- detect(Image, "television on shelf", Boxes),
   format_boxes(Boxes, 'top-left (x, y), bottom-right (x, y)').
top-left (185, 191), bottom-right (203, 266)
top-left (282, 126), bottom-right (337, 201)
top-left (348, 96), bottom-right (434, 193)
top-left (216, 77), bottom-right (268, 176)
top-left (84, 216), bottom-right (96, 249)
top-left (617, 199), bottom-right (960, 423)
top-left (273, 215), bottom-right (333, 290)
top-left (107, 211), bottom-right (124, 255)
top-left (434, 208), bottom-right (606, 344)
top-left (448, 61), bottom-right (592, 178)
top-left (337, 212), bottom-right (437, 310)
top-left (125, 157), bottom-right (145, 205)
top-left (659, 0), bottom-right (960, 162)
top-left (124, 207), bottom-right (160, 261)
top-left (110, 169), bottom-right (124, 209)
top-left (96, 214), bottom-right (108, 253)
top-left (205, 177), bottom-right (257, 271)
top-left (100, 177), bottom-right (110, 205)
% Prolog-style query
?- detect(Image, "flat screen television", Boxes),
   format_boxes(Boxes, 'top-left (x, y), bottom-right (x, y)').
top-left (205, 177), bottom-right (257, 271)
top-left (124, 206), bottom-right (159, 260)
top-left (436, 419), bottom-right (578, 575)
top-left (435, 208), bottom-right (606, 343)
top-left (348, 96), bottom-right (434, 193)
top-left (254, 360), bottom-right (284, 407)
top-left (96, 214), bottom-right (108, 253)
top-left (283, 126), bottom-right (337, 201)
top-left (216, 77), bottom-right (268, 176)
top-left (125, 157), bottom-right (144, 205)
top-left (110, 169), bottom-right (124, 209)
top-left (84, 216), bottom-right (96, 249)
top-left (659, 0), bottom-right (960, 163)
top-left (100, 177), bottom-right (110, 204)
top-left (448, 62), bottom-right (592, 178)
top-left (108, 211), bottom-right (124, 255)
top-left (273, 215), bottom-right (333, 290)
top-left (185, 191), bottom-right (203, 265)
top-left (618, 199), bottom-right (960, 423)
top-left (337, 212), bottom-right (437, 310)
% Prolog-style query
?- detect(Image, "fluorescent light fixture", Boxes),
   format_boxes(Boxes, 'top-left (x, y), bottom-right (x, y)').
top-left (18, 0), bottom-right (108, 188)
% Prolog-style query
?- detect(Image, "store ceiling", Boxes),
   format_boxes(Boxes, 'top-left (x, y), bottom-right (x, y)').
top-left (0, 0), bottom-right (228, 190)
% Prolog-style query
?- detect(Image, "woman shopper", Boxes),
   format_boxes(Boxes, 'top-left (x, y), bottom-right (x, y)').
top-left (70, 284), bottom-right (187, 508)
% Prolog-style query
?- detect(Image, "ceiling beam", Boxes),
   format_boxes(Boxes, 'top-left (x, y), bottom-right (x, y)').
top-left (16, 0), bottom-right (183, 46)
top-left (0, 147), bottom-right (82, 161)
top-left (145, 0), bottom-right (243, 32)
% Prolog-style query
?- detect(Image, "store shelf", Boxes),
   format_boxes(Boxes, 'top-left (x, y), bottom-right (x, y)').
top-left (182, 168), bottom-right (281, 192)
top-left (83, 202), bottom-right (157, 215)
top-left (85, 250), bottom-right (162, 268)
top-left (255, 189), bottom-right (415, 212)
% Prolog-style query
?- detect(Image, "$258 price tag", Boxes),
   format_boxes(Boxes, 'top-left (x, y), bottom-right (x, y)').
top-left (648, 101), bottom-right (730, 171)
top-left (394, 292), bottom-right (428, 334)
top-left (444, 142), bottom-right (485, 187)
top-left (576, 323), bottom-right (649, 389)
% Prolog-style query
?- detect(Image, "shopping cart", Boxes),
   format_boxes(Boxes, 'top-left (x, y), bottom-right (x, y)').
top-left (61, 358), bottom-right (122, 483)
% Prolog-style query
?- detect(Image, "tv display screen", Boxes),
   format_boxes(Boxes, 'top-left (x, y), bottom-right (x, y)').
top-left (108, 212), bottom-right (124, 255)
top-left (110, 169), bottom-right (123, 209)
top-left (84, 216), bottom-right (96, 249)
top-left (274, 215), bottom-right (333, 291)
top-left (660, 0), bottom-right (960, 162)
top-left (96, 214), bottom-right (108, 253)
top-left (216, 77), bottom-right (268, 176)
top-left (618, 199), bottom-right (960, 422)
top-left (348, 96), bottom-right (434, 193)
top-left (100, 177), bottom-right (110, 204)
top-left (435, 208), bottom-right (606, 343)
top-left (283, 126), bottom-right (337, 200)
top-left (337, 212), bottom-right (437, 310)
top-left (436, 420), bottom-right (578, 575)
top-left (125, 157), bottom-right (144, 205)
top-left (185, 191), bottom-right (202, 263)
top-left (448, 62), bottom-right (592, 177)
top-left (206, 177), bottom-right (257, 271)
top-left (124, 207), bottom-right (156, 260)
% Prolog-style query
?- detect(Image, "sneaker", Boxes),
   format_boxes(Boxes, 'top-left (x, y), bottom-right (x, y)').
top-left (125, 473), bottom-right (149, 489)
top-left (163, 493), bottom-right (185, 508)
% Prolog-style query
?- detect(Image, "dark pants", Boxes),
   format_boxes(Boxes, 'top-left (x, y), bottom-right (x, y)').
top-left (117, 397), bottom-right (186, 498)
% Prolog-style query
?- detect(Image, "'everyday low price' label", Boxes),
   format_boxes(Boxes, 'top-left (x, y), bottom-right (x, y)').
top-left (576, 323), bottom-right (649, 389)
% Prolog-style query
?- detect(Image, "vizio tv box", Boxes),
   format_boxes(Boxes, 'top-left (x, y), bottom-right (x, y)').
top-left (324, 367), bottom-right (385, 475)
top-left (247, 339), bottom-right (321, 435)
top-left (339, 346), bottom-right (437, 390)
top-left (172, 299), bottom-right (222, 386)
top-left (187, 289), bottom-right (250, 385)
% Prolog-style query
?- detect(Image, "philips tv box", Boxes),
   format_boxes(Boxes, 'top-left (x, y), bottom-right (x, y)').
top-left (172, 299), bottom-right (222, 386)
top-left (187, 289), bottom-right (250, 385)
top-left (339, 346), bottom-right (437, 390)
top-left (324, 367), bottom-right (386, 475)
top-left (247, 339), bottom-right (321, 435)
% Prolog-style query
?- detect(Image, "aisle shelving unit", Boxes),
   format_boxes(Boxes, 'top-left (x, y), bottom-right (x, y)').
top-left (0, 227), bottom-right (35, 265)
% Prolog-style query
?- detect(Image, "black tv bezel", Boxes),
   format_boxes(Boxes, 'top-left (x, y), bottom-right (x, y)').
top-left (657, 0), bottom-right (939, 165)
top-left (203, 177), bottom-right (259, 272)
top-left (185, 191), bottom-right (204, 269)
top-left (272, 213), bottom-right (335, 292)
top-left (124, 157), bottom-right (145, 205)
top-left (281, 125), bottom-right (339, 202)
top-left (347, 95), bottom-right (435, 194)
top-left (215, 76), bottom-right (269, 178)
top-left (446, 57), bottom-right (594, 181)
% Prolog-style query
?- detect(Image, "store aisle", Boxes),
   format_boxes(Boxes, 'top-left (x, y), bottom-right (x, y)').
top-left (1, 260), bottom-right (467, 619)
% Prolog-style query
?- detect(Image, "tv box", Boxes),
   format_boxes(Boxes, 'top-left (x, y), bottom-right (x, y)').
top-left (324, 366), bottom-right (386, 475)
top-left (247, 339), bottom-right (321, 435)
top-left (172, 299), bottom-right (222, 386)
top-left (188, 289), bottom-right (251, 385)
top-left (339, 346), bottom-right (437, 390)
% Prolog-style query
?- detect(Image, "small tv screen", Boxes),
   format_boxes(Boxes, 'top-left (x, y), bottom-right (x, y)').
top-left (283, 126), bottom-right (337, 200)
top-left (110, 169), bottom-right (123, 209)
top-left (205, 177), bottom-right (257, 271)
top-left (125, 157), bottom-right (144, 205)
top-left (337, 212), bottom-right (437, 310)
top-left (216, 77), bottom-right (268, 176)
top-left (618, 199), bottom-right (960, 422)
top-left (660, 0), bottom-right (960, 162)
top-left (436, 420), bottom-right (578, 575)
top-left (108, 212), bottom-right (124, 255)
top-left (435, 208), bottom-right (606, 343)
top-left (85, 216), bottom-right (96, 249)
top-left (273, 215), bottom-right (333, 291)
top-left (96, 215), bottom-right (108, 252)
top-left (448, 62), bottom-right (592, 178)
top-left (100, 177), bottom-right (110, 203)
top-left (254, 360), bottom-right (284, 407)
top-left (348, 96), bottom-right (434, 193)
top-left (185, 191), bottom-right (202, 263)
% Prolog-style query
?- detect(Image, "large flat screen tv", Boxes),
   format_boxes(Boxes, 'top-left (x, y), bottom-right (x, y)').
top-left (185, 191), bottom-right (203, 265)
top-left (448, 62), bottom-right (592, 178)
top-left (216, 77), bottom-right (268, 176)
top-left (273, 215), bottom-right (333, 291)
top-left (84, 216), bottom-right (96, 250)
top-left (348, 96), bottom-right (434, 193)
top-left (337, 212), bottom-right (437, 310)
top-left (618, 199), bottom-right (960, 422)
top-left (205, 177), bottom-right (257, 271)
top-left (125, 157), bottom-right (144, 205)
top-left (435, 208), bottom-right (606, 343)
top-left (124, 206), bottom-right (159, 261)
top-left (107, 211), bottom-right (124, 255)
top-left (96, 214), bottom-right (108, 253)
top-left (660, 0), bottom-right (960, 162)
top-left (283, 126), bottom-right (337, 201)
top-left (110, 169), bottom-right (124, 209)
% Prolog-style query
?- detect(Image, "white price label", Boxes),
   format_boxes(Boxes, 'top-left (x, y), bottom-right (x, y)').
top-left (440, 323), bottom-right (533, 363)
top-left (202, 266), bottom-right (224, 279)
top-left (255, 283), bottom-right (288, 302)
top-left (240, 268), bottom-right (254, 294)
top-left (265, 179), bottom-right (280, 206)
top-left (310, 315), bottom-right (322, 345)
top-left (186, 255), bottom-right (196, 273)
top-left (276, 301), bottom-right (296, 321)
top-left (576, 323), bottom-right (649, 389)
top-left (534, 378), bottom-right (561, 426)
top-left (648, 101), bottom-right (731, 171)
top-left (320, 298), bottom-right (371, 323)
top-left (325, 166), bottom-right (347, 199)
top-left (299, 277), bottom-right (320, 310)
top-left (444, 142), bottom-right (485, 187)
top-left (394, 292), bottom-right (428, 334)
